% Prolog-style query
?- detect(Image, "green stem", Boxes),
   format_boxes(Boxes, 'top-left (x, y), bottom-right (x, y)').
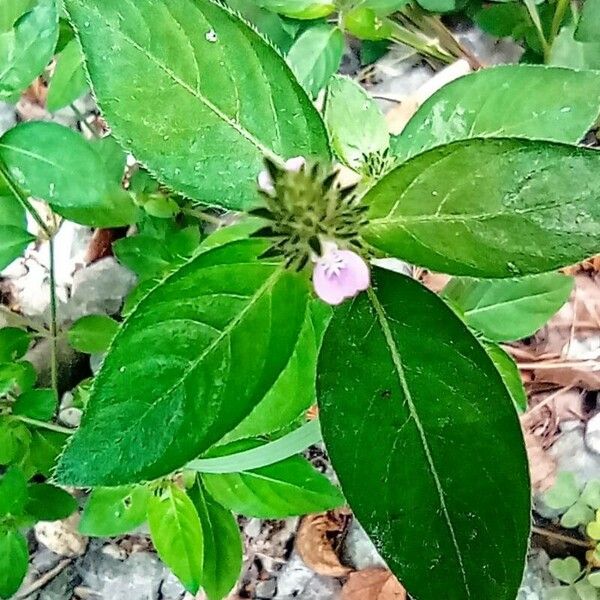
top-left (523, 0), bottom-right (551, 61)
top-left (49, 236), bottom-right (59, 403)
top-left (181, 206), bottom-right (224, 226)
top-left (550, 0), bottom-right (570, 46)
top-left (0, 157), bottom-right (52, 237)
top-left (14, 415), bottom-right (74, 436)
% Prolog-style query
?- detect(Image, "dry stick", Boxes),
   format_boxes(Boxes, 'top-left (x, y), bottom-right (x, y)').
top-left (526, 385), bottom-right (575, 416)
top-left (531, 526), bottom-right (593, 549)
top-left (15, 559), bottom-right (73, 599)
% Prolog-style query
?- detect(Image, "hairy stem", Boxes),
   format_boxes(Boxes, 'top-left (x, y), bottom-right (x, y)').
top-left (14, 415), bottom-right (74, 436)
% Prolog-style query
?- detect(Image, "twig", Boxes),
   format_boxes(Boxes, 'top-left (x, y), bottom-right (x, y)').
top-left (527, 385), bottom-right (575, 415)
top-left (532, 525), bottom-right (592, 549)
top-left (14, 415), bottom-right (74, 435)
top-left (48, 236), bottom-right (59, 403)
top-left (15, 558), bottom-right (72, 599)
top-left (69, 103), bottom-right (99, 138)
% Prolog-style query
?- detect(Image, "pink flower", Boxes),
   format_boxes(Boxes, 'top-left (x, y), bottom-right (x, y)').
top-left (312, 243), bottom-right (370, 305)
top-left (258, 156), bottom-right (306, 196)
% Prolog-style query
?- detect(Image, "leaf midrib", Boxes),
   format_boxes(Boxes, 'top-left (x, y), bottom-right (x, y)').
top-left (464, 288), bottom-right (564, 319)
top-left (68, 0), bottom-right (284, 165)
top-left (368, 287), bottom-right (472, 598)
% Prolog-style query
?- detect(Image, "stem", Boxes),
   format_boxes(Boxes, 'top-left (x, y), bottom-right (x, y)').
top-left (49, 236), bottom-right (59, 403)
top-left (0, 157), bottom-right (52, 237)
top-left (523, 0), bottom-right (551, 61)
top-left (14, 415), bottom-right (74, 436)
top-left (531, 525), bottom-right (593, 548)
top-left (181, 206), bottom-right (224, 226)
top-left (550, 0), bottom-right (570, 46)
top-left (69, 103), bottom-right (99, 138)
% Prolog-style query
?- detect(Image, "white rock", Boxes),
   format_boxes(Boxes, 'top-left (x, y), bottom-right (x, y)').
top-left (59, 407), bottom-right (82, 428)
top-left (341, 520), bottom-right (387, 571)
top-left (35, 514), bottom-right (88, 557)
top-left (551, 425), bottom-right (600, 485)
top-left (586, 412), bottom-right (600, 455)
top-left (518, 549), bottom-right (559, 600)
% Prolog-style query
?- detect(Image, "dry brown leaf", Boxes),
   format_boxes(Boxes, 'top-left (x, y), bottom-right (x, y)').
top-left (342, 568), bottom-right (406, 600)
top-left (522, 429), bottom-right (556, 492)
top-left (295, 509), bottom-right (352, 577)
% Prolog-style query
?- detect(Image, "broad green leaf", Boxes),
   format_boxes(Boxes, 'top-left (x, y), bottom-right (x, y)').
top-left (0, 0), bottom-right (58, 100)
top-left (191, 482), bottom-right (242, 600)
top-left (317, 269), bottom-right (530, 600)
top-left (360, 0), bottom-right (410, 14)
top-left (0, 186), bottom-right (26, 228)
top-left (0, 122), bottom-right (138, 227)
top-left (93, 136), bottom-right (126, 184)
top-left (225, 0), bottom-right (294, 52)
top-left (576, 0), bottom-right (600, 42)
top-left (575, 580), bottom-right (598, 600)
top-left (287, 24), bottom-right (344, 99)
top-left (363, 138), bottom-right (600, 277)
top-left (0, 419), bottom-right (31, 465)
top-left (444, 273), bottom-right (574, 342)
top-left (27, 429), bottom-right (67, 476)
top-left (64, 0), bottom-right (330, 211)
top-left (550, 558), bottom-right (582, 585)
top-left (474, 4), bottom-right (530, 38)
top-left (0, 467), bottom-right (27, 517)
top-left (0, 226), bottom-right (34, 270)
top-left (544, 472), bottom-right (580, 510)
top-left (12, 388), bottom-right (57, 421)
top-left (342, 7), bottom-right (395, 41)
top-left (0, 361), bottom-right (36, 395)
top-left (55, 239), bottom-right (310, 486)
top-left (79, 485), bottom-right (150, 536)
top-left (324, 75), bottom-right (389, 171)
top-left (485, 343), bottom-right (527, 413)
top-left (0, 526), bottom-right (28, 599)
top-left (25, 483), bottom-right (77, 521)
top-left (202, 442), bottom-right (344, 518)
top-left (391, 65), bottom-right (600, 160)
top-left (148, 485), bottom-right (203, 594)
top-left (222, 300), bottom-right (330, 443)
top-left (416, 0), bottom-right (458, 12)
top-left (0, 328), bottom-right (30, 362)
top-left (253, 0), bottom-right (335, 19)
top-left (68, 314), bottom-right (119, 354)
top-left (46, 38), bottom-right (88, 111)
top-left (550, 25), bottom-right (600, 71)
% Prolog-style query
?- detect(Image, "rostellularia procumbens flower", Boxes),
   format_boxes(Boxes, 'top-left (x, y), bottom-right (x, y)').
top-left (254, 157), bottom-right (371, 306)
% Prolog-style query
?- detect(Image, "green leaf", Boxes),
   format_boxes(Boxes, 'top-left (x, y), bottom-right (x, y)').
top-left (582, 481), bottom-right (600, 510)
top-left (12, 388), bottom-right (57, 421)
top-left (0, 419), bottom-right (31, 465)
top-left (576, 0), bottom-right (600, 42)
top-left (25, 483), bottom-right (77, 521)
top-left (575, 580), bottom-right (599, 600)
top-left (474, 4), bottom-right (529, 38)
top-left (0, 0), bottom-right (59, 100)
top-left (287, 24), bottom-right (344, 99)
top-left (252, 0), bottom-right (335, 19)
top-left (444, 273), bottom-right (574, 342)
top-left (202, 442), bottom-right (344, 518)
top-left (588, 571), bottom-right (600, 588)
top-left (222, 300), bottom-right (330, 443)
top-left (0, 526), bottom-right (28, 599)
top-left (0, 328), bottom-right (30, 362)
top-left (0, 188), bottom-right (26, 229)
top-left (27, 429), bottom-right (67, 476)
top-left (46, 38), bottom-right (88, 111)
top-left (342, 7), bottom-right (395, 41)
top-left (550, 557), bottom-right (583, 585)
top-left (560, 501), bottom-right (595, 529)
top-left (0, 467), bottom-right (27, 517)
top-left (324, 75), bottom-right (389, 171)
top-left (391, 65), bottom-right (600, 160)
top-left (484, 343), bottom-right (527, 413)
top-left (416, 0), bottom-right (458, 12)
top-left (148, 485), bottom-right (203, 594)
top-left (68, 314), bottom-right (119, 354)
top-left (0, 361), bottom-right (36, 395)
top-left (55, 239), bottom-right (310, 486)
top-left (317, 269), bottom-right (530, 600)
top-left (550, 25), bottom-right (600, 70)
top-left (360, 0), bottom-right (410, 14)
top-left (64, 0), bottom-right (330, 211)
top-left (0, 122), bottom-right (138, 227)
top-left (0, 226), bottom-right (34, 270)
top-left (191, 482), bottom-right (242, 600)
top-left (92, 136), bottom-right (126, 184)
top-left (363, 138), bottom-right (600, 277)
top-left (544, 472), bottom-right (580, 510)
top-left (79, 485), bottom-right (150, 536)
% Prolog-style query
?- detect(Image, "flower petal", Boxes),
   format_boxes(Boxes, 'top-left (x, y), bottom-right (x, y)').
top-left (257, 170), bottom-right (275, 195)
top-left (313, 262), bottom-right (347, 305)
top-left (285, 156), bottom-right (306, 172)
